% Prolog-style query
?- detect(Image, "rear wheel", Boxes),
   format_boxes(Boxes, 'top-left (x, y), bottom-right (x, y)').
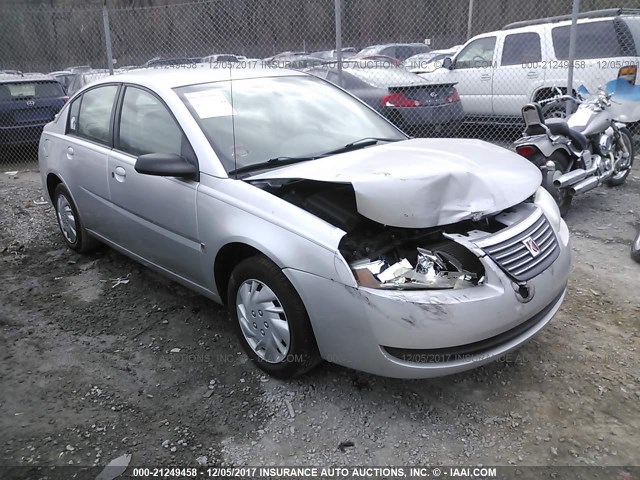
top-left (227, 255), bottom-right (321, 378)
top-left (543, 151), bottom-right (573, 216)
top-left (53, 184), bottom-right (99, 253)
top-left (605, 128), bottom-right (634, 187)
top-left (632, 231), bottom-right (640, 263)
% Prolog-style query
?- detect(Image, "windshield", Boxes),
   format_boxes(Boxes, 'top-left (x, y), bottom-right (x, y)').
top-left (0, 81), bottom-right (65, 100)
top-left (176, 75), bottom-right (405, 173)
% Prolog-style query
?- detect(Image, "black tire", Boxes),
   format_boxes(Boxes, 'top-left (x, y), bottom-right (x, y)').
top-left (53, 184), bottom-right (100, 253)
top-left (632, 232), bottom-right (640, 264)
top-left (543, 151), bottom-right (573, 216)
top-left (605, 128), bottom-right (635, 187)
top-left (227, 255), bottom-right (321, 379)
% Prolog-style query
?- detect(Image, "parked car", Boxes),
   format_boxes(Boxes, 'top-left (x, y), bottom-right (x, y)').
top-left (49, 69), bottom-right (112, 96)
top-left (418, 8), bottom-right (640, 123)
top-left (265, 55), bottom-right (325, 69)
top-left (405, 46), bottom-right (461, 73)
top-left (1, 73), bottom-right (67, 147)
top-left (200, 54), bottom-right (244, 63)
top-left (39, 66), bottom-right (570, 379)
top-left (355, 54), bottom-right (402, 67)
top-left (357, 43), bottom-right (431, 62)
top-left (143, 57), bottom-right (201, 68)
top-left (310, 48), bottom-right (357, 60)
top-left (307, 65), bottom-right (463, 134)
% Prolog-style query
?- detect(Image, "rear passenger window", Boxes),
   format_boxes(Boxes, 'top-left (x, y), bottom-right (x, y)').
top-left (117, 86), bottom-right (184, 157)
top-left (76, 85), bottom-right (119, 145)
top-left (67, 97), bottom-right (81, 134)
top-left (502, 32), bottom-right (542, 65)
top-left (552, 21), bottom-right (623, 60)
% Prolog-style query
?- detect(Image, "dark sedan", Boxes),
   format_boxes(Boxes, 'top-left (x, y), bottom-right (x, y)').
top-left (0, 73), bottom-right (67, 146)
top-left (307, 66), bottom-right (463, 135)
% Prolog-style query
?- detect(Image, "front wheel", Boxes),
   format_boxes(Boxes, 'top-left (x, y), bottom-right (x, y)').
top-left (632, 231), bottom-right (640, 263)
top-left (542, 151), bottom-right (573, 216)
top-left (605, 128), bottom-right (634, 187)
top-left (227, 255), bottom-right (321, 378)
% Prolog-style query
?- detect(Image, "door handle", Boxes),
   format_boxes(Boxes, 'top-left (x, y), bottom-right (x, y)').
top-left (113, 166), bottom-right (126, 182)
top-left (480, 74), bottom-right (491, 81)
top-left (526, 71), bottom-right (539, 78)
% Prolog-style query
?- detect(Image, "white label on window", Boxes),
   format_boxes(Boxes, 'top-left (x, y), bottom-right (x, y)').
top-left (184, 90), bottom-right (235, 119)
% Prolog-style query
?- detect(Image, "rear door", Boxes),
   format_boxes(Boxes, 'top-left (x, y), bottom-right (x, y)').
top-left (59, 84), bottom-right (120, 235)
top-left (106, 85), bottom-right (203, 284)
top-left (492, 31), bottom-right (545, 116)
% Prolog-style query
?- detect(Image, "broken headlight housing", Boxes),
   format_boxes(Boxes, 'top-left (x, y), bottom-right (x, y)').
top-left (533, 186), bottom-right (561, 231)
top-left (351, 247), bottom-right (481, 290)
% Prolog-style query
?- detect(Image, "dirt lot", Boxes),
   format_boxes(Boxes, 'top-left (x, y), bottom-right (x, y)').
top-left (1, 168), bottom-right (639, 475)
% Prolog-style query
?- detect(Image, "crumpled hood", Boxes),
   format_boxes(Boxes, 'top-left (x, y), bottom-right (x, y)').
top-left (247, 138), bottom-right (542, 228)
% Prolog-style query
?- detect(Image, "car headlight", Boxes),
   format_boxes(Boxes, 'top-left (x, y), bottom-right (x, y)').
top-left (534, 186), bottom-right (562, 231)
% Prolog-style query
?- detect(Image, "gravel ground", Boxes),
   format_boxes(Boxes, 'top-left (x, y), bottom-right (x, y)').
top-left (0, 167), bottom-right (639, 475)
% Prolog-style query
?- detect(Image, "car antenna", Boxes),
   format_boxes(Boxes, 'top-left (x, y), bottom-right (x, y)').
top-left (228, 63), bottom-right (238, 178)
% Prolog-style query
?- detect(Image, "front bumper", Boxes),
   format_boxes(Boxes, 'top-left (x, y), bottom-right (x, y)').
top-left (284, 213), bottom-right (571, 379)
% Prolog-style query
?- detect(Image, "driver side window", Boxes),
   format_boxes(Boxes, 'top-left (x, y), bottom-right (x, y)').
top-left (455, 36), bottom-right (497, 69)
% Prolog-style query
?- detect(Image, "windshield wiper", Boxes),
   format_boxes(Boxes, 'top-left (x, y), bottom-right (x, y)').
top-left (229, 155), bottom-right (319, 176)
top-left (228, 137), bottom-right (403, 177)
top-left (321, 137), bottom-right (403, 156)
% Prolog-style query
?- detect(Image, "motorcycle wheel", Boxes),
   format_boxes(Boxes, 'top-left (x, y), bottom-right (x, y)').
top-left (632, 231), bottom-right (640, 263)
top-left (605, 128), bottom-right (635, 187)
top-left (543, 151), bottom-right (573, 216)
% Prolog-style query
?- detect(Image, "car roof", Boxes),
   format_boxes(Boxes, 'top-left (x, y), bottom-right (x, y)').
top-left (88, 64), bottom-right (301, 90)
top-left (0, 73), bottom-right (58, 83)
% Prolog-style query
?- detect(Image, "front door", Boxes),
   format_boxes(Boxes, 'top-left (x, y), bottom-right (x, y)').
top-left (107, 85), bottom-right (203, 285)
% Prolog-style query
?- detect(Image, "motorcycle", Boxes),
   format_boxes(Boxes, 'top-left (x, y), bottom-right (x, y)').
top-left (514, 69), bottom-right (636, 216)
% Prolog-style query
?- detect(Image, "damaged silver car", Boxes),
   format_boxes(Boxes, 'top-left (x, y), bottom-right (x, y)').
top-left (38, 66), bottom-right (571, 379)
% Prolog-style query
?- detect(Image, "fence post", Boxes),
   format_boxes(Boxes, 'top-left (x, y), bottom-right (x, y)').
top-left (466, 0), bottom-right (474, 40)
top-left (334, 0), bottom-right (343, 87)
top-left (102, 2), bottom-right (114, 75)
top-left (566, 0), bottom-right (580, 114)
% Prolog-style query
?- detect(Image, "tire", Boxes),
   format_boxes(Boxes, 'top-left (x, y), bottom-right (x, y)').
top-left (632, 232), bottom-right (640, 264)
top-left (543, 151), bottom-right (573, 216)
top-left (605, 128), bottom-right (635, 187)
top-left (53, 184), bottom-right (100, 253)
top-left (227, 255), bottom-right (321, 378)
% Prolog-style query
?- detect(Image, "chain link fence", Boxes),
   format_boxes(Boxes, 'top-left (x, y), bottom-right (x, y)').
top-left (1, 0), bottom-right (639, 169)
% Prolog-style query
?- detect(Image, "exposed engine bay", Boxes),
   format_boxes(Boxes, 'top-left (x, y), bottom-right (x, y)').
top-left (251, 179), bottom-right (518, 290)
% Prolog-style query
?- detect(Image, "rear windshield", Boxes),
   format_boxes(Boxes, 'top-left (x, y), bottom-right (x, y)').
top-left (552, 19), bottom-right (637, 60)
top-left (0, 81), bottom-right (65, 100)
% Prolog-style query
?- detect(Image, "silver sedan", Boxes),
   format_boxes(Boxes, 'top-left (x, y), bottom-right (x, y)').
top-left (39, 66), bottom-right (571, 379)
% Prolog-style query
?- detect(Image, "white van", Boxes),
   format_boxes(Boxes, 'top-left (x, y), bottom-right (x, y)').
top-left (419, 9), bottom-right (640, 122)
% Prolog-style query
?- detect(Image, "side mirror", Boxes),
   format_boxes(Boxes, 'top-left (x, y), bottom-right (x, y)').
top-left (135, 153), bottom-right (197, 178)
top-left (442, 57), bottom-right (453, 70)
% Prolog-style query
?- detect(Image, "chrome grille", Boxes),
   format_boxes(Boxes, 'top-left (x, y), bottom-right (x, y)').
top-left (481, 212), bottom-right (559, 282)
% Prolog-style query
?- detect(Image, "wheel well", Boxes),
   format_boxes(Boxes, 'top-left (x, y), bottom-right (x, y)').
top-left (214, 243), bottom-right (263, 305)
top-left (533, 87), bottom-right (577, 102)
top-left (46, 173), bottom-right (62, 202)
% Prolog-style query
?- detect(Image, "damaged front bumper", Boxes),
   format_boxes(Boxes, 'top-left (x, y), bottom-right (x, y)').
top-left (283, 206), bottom-right (571, 379)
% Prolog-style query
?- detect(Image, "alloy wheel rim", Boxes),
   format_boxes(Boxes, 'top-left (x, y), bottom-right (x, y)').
top-left (56, 194), bottom-right (77, 244)
top-left (611, 133), bottom-right (632, 181)
top-left (236, 279), bottom-right (290, 364)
